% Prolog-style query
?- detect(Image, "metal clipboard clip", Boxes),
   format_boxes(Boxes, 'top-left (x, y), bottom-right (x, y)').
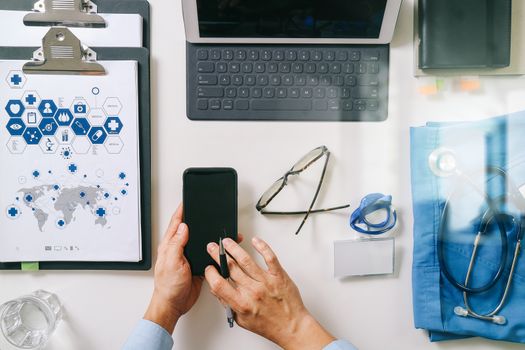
top-left (23, 27), bottom-right (106, 76)
top-left (24, 0), bottom-right (106, 28)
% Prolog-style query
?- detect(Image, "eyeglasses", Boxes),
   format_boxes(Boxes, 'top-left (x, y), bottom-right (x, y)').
top-left (256, 146), bottom-right (350, 235)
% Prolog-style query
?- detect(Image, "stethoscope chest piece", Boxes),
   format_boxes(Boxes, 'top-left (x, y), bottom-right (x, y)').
top-left (428, 148), bottom-right (458, 178)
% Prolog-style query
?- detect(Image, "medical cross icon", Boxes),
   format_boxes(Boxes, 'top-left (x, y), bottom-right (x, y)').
top-left (25, 94), bottom-right (37, 105)
top-left (10, 74), bottom-right (22, 86)
top-left (8, 207), bottom-right (18, 217)
top-left (96, 207), bottom-right (106, 217)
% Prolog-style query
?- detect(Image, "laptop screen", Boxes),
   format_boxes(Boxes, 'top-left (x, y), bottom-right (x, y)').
top-left (196, 0), bottom-right (388, 39)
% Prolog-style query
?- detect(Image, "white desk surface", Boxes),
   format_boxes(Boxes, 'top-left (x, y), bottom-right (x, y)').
top-left (2, 0), bottom-right (525, 349)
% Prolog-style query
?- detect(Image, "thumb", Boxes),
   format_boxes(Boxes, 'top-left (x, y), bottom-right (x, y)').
top-left (169, 223), bottom-right (189, 248)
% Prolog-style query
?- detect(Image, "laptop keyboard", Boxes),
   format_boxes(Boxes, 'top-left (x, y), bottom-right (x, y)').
top-left (187, 43), bottom-right (389, 121)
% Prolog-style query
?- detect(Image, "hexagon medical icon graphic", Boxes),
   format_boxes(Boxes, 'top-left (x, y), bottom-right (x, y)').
top-left (71, 118), bottom-right (91, 136)
top-left (104, 116), bottom-right (123, 135)
top-left (38, 118), bottom-right (59, 136)
top-left (38, 100), bottom-right (57, 118)
top-left (23, 127), bottom-right (43, 145)
top-left (54, 108), bottom-right (74, 127)
top-left (5, 100), bottom-right (25, 118)
top-left (88, 127), bottom-right (107, 145)
top-left (6, 119), bottom-right (26, 136)
top-left (6, 71), bottom-right (26, 89)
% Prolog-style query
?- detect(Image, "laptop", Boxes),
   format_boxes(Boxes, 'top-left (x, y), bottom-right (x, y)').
top-left (183, 0), bottom-right (402, 121)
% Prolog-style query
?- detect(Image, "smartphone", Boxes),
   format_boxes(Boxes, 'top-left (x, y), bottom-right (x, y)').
top-left (183, 168), bottom-right (238, 275)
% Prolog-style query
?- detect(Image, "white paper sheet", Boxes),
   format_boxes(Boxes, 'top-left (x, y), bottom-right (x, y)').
top-left (334, 238), bottom-right (395, 277)
top-left (0, 11), bottom-right (143, 47)
top-left (0, 60), bottom-right (142, 262)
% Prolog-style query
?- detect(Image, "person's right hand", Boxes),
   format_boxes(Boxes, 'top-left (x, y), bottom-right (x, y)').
top-left (205, 237), bottom-right (335, 350)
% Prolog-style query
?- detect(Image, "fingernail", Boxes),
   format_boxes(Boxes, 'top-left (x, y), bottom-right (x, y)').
top-left (223, 238), bottom-right (234, 246)
top-left (176, 223), bottom-right (186, 235)
top-left (252, 237), bottom-right (262, 246)
top-left (207, 242), bottom-right (218, 252)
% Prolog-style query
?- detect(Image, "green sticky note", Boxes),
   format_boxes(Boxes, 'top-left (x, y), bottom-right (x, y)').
top-left (21, 262), bottom-right (39, 271)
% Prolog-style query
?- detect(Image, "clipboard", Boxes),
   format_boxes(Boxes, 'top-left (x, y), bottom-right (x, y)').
top-left (0, 28), bottom-right (151, 271)
top-left (0, 0), bottom-right (150, 49)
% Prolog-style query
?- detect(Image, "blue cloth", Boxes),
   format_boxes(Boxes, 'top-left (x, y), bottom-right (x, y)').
top-left (410, 111), bottom-right (525, 343)
top-left (123, 319), bottom-right (357, 350)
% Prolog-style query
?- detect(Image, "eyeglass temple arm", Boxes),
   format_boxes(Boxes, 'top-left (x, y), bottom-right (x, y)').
top-left (260, 204), bottom-right (350, 215)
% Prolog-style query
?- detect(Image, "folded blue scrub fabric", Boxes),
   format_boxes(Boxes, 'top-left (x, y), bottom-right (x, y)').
top-left (410, 111), bottom-right (525, 343)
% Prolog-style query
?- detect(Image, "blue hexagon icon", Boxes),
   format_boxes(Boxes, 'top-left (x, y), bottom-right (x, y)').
top-left (38, 118), bottom-right (58, 136)
top-left (54, 108), bottom-right (73, 126)
top-left (38, 100), bottom-right (57, 118)
top-left (23, 127), bottom-right (43, 145)
top-left (88, 126), bottom-right (107, 145)
top-left (6, 119), bottom-right (26, 136)
top-left (71, 118), bottom-right (91, 136)
top-left (5, 100), bottom-right (25, 118)
top-left (104, 116), bottom-right (124, 135)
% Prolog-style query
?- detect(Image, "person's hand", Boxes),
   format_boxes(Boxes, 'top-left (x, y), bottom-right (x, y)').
top-left (144, 205), bottom-right (202, 334)
top-left (205, 237), bottom-right (335, 350)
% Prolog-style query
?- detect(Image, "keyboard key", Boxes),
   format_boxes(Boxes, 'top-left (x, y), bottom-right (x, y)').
top-left (268, 63), bottom-right (278, 73)
top-left (289, 88), bottom-right (300, 98)
top-left (223, 100), bottom-right (233, 110)
top-left (223, 50), bottom-right (234, 60)
top-left (299, 50), bottom-right (310, 61)
top-left (263, 87), bottom-right (275, 98)
top-left (294, 75), bottom-right (306, 85)
top-left (301, 88), bottom-right (313, 98)
top-left (216, 62), bottom-right (227, 73)
top-left (235, 50), bottom-right (246, 60)
top-left (345, 75), bottom-right (357, 86)
top-left (328, 100), bottom-right (340, 111)
top-left (358, 62), bottom-right (367, 74)
top-left (274, 50), bottom-right (284, 60)
top-left (343, 101), bottom-right (353, 111)
top-left (252, 87), bottom-right (262, 98)
top-left (352, 87), bottom-right (379, 99)
top-left (197, 62), bottom-right (214, 73)
top-left (329, 63), bottom-right (341, 74)
top-left (255, 63), bottom-right (266, 73)
top-left (210, 50), bottom-right (221, 60)
top-left (252, 100), bottom-right (312, 111)
top-left (257, 75), bottom-right (269, 86)
top-left (225, 87), bottom-right (236, 98)
top-left (314, 100), bottom-right (328, 111)
top-left (320, 76), bottom-right (331, 86)
top-left (197, 49), bottom-right (208, 60)
top-left (349, 51), bottom-right (361, 61)
top-left (327, 87), bottom-right (338, 98)
top-left (270, 75), bottom-right (281, 85)
top-left (262, 50), bottom-right (272, 60)
top-left (368, 63), bottom-right (379, 74)
top-left (229, 62), bottom-right (240, 73)
top-left (307, 76), bottom-right (319, 86)
top-left (314, 87), bottom-right (325, 98)
top-left (333, 76), bottom-right (344, 86)
top-left (358, 75), bottom-right (379, 86)
top-left (279, 63), bottom-right (291, 73)
top-left (343, 63), bottom-right (354, 74)
top-left (245, 75), bottom-right (256, 86)
top-left (312, 51), bottom-right (322, 61)
top-left (198, 75), bottom-right (218, 85)
top-left (241, 62), bottom-right (253, 73)
top-left (336, 51), bottom-right (348, 61)
top-left (197, 99), bottom-right (208, 110)
top-left (292, 63), bottom-right (303, 73)
top-left (283, 75), bottom-right (293, 85)
top-left (355, 100), bottom-right (366, 111)
top-left (367, 100), bottom-right (379, 111)
top-left (277, 87), bottom-right (287, 98)
top-left (235, 100), bottom-right (250, 110)
top-left (341, 87), bottom-right (351, 98)
top-left (239, 87), bottom-right (250, 98)
top-left (363, 51), bottom-right (380, 61)
top-left (324, 51), bottom-right (335, 61)
top-left (318, 63), bottom-right (329, 73)
top-left (286, 50), bottom-right (297, 61)
top-left (197, 87), bottom-right (224, 98)
top-left (248, 50), bottom-right (259, 60)
top-left (210, 99), bottom-right (221, 109)
top-left (232, 75), bottom-right (243, 85)
top-left (305, 63), bottom-right (316, 73)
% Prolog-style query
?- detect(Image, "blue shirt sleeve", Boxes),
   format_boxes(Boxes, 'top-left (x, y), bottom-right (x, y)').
top-left (323, 339), bottom-right (358, 350)
top-left (122, 319), bottom-right (174, 350)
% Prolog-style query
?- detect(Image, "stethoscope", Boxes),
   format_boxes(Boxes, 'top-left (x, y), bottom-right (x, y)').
top-left (430, 148), bottom-right (524, 325)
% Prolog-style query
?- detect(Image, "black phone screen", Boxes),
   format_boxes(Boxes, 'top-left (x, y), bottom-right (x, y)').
top-left (183, 168), bottom-right (238, 275)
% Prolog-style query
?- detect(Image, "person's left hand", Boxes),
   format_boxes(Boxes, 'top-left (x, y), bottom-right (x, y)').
top-left (144, 205), bottom-right (202, 334)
